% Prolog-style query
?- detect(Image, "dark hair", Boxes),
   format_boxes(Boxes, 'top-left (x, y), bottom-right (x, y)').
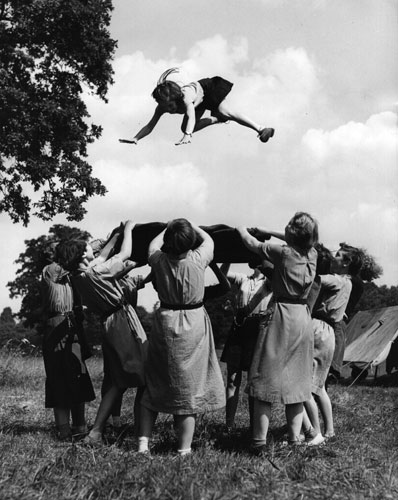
top-left (161, 218), bottom-right (198, 255)
top-left (55, 240), bottom-right (87, 272)
top-left (338, 242), bottom-right (363, 276)
top-left (285, 212), bottom-right (319, 251)
top-left (314, 243), bottom-right (332, 275)
top-left (152, 81), bottom-right (183, 105)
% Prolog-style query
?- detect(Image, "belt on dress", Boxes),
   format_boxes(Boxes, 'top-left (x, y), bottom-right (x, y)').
top-left (313, 314), bottom-right (336, 329)
top-left (274, 297), bottom-right (307, 305)
top-left (160, 301), bottom-right (203, 310)
top-left (47, 310), bottom-right (74, 319)
top-left (102, 298), bottom-right (128, 321)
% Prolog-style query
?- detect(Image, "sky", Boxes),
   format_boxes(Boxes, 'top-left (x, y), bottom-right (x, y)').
top-left (0, 0), bottom-right (397, 313)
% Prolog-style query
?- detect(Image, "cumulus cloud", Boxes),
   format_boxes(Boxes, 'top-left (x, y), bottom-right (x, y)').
top-left (82, 161), bottom-right (209, 232)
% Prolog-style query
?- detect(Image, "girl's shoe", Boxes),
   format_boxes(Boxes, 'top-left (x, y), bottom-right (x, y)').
top-left (71, 425), bottom-right (88, 438)
top-left (306, 433), bottom-right (325, 447)
top-left (258, 128), bottom-right (275, 143)
top-left (82, 433), bottom-right (103, 447)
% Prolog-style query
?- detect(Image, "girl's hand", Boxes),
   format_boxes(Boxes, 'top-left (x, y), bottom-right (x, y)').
top-left (248, 227), bottom-right (271, 241)
top-left (124, 220), bottom-right (135, 230)
top-left (175, 134), bottom-right (192, 146)
top-left (119, 138), bottom-right (138, 145)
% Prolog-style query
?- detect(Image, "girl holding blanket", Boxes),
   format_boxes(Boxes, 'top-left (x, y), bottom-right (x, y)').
top-left (237, 212), bottom-right (318, 452)
top-left (138, 218), bottom-right (225, 456)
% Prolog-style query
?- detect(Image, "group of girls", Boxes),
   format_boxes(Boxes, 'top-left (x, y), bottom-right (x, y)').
top-left (40, 211), bottom-right (363, 455)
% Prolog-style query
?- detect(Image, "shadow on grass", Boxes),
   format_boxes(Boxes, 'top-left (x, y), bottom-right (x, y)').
top-left (0, 421), bottom-right (50, 435)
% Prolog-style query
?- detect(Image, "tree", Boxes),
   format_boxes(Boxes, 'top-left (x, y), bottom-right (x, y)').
top-left (7, 224), bottom-right (91, 327)
top-left (0, 0), bottom-right (116, 225)
top-left (357, 283), bottom-right (398, 311)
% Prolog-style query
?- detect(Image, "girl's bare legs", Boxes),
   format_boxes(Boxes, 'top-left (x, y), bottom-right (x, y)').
top-left (314, 387), bottom-right (334, 437)
top-left (87, 386), bottom-right (125, 442)
top-left (285, 403), bottom-right (304, 442)
top-left (133, 386), bottom-right (145, 438)
top-left (138, 405), bottom-right (158, 453)
top-left (217, 100), bottom-right (274, 142)
top-left (303, 396), bottom-right (322, 435)
top-left (174, 414), bottom-right (196, 454)
top-left (252, 399), bottom-right (271, 445)
top-left (225, 368), bottom-right (242, 429)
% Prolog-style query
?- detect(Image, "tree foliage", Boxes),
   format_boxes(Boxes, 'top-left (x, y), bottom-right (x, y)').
top-left (357, 282), bottom-right (398, 312)
top-left (7, 224), bottom-right (91, 327)
top-left (0, 0), bottom-right (117, 224)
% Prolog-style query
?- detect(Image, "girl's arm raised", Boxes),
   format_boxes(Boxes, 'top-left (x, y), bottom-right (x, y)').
top-left (250, 227), bottom-right (285, 242)
top-left (148, 229), bottom-right (166, 258)
top-left (114, 220), bottom-right (136, 262)
top-left (236, 226), bottom-right (264, 256)
top-left (175, 100), bottom-right (196, 146)
top-left (119, 106), bottom-right (164, 144)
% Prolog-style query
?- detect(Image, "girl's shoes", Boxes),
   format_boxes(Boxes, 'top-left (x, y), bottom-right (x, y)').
top-left (306, 433), bottom-right (325, 447)
top-left (71, 425), bottom-right (88, 438)
top-left (83, 433), bottom-right (103, 447)
top-left (258, 128), bottom-right (275, 143)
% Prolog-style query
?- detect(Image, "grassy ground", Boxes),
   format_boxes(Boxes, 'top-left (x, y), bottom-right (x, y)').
top-left (0, 348), bottom-right (397, 500)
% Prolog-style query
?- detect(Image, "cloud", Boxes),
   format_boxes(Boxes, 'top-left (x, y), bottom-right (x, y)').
top-left (82, 161), bottom-right (209, 234)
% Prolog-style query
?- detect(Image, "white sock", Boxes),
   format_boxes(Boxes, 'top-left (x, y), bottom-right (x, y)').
top-left (177, 448), bottom-right (192, 456)
top-left (138, 436), bottom-right (149, 453)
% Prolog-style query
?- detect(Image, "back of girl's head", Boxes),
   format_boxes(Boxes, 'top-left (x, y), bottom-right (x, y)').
top-left (339, 242), bottom-right (363, 276)
top-left (152, 67), bottom-right (183, 104)
top-left (161, 218), bottom-right (198, 255)
top-left (314, 243), bottom-right (332, 275)
top-left (55, 240), bottom-right (87, 272)
top-left (285, 212), bottom-right (319, 251)
top-left (152, 80), bottom-right (183, 104)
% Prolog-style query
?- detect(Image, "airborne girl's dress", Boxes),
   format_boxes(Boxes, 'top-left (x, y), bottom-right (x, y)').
top-left (41, 263), bottom-right (95, 409)
top-left (181, 77), bottom-right (233, 117)
top-left (141, 241), bottom-right (225, 415)
top-left (247, 244), bottom-right (317, 404)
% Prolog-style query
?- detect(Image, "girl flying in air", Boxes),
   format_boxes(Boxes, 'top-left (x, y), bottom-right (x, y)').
top-left (119, 68), bottom-right (275, 146)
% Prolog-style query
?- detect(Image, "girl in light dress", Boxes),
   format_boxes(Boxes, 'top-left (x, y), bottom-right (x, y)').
top-left (237, 212), bottom-right (318, 452)
top-left (137, 218), bottom-right (225, 456)
top-left (303, 243), bottom-right (362, 445)
top-left (119, 68), bottom-right (275, 146)
top-left (58, 221), bottom-right (148, 445)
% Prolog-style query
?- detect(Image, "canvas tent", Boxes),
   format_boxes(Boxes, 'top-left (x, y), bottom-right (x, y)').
top-left (343, 305), bottom-right (398, 377)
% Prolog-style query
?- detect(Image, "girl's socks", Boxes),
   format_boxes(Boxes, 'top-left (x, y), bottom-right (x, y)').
top-left (137, 436), bottom-right (149, 453)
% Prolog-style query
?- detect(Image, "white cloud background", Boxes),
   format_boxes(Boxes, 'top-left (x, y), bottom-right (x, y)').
top-left (0, 0), bottom-right (397, 312)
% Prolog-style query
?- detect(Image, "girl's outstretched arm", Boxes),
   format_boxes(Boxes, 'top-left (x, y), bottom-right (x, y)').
top-left (115, 220), bottom-right (136, 261)
top-left (119, 106), bottom-right (164, 144)
top-left (148, 229), bottom-right (166, 258)
top-left (236, 226), bottom-right (264, 256)
top-left (250, 227), bottom-right (285, 242)
top-left (175, 101), bottom-right (196, 145)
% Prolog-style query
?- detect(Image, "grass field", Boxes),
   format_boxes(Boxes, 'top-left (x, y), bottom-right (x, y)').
top-left (0, 348), bottom-right (397, 500)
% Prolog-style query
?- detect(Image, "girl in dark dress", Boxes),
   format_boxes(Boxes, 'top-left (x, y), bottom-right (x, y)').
top-left (41, 249), bottom-right (95, 441)
top-left (119, 67), bottom-right (275, 146)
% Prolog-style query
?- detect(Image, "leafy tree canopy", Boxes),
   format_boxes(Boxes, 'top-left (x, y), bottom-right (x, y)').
top-left (0, 0), bottom-right (117, 225)
top-left (7, 224), bottom-right (91, 327)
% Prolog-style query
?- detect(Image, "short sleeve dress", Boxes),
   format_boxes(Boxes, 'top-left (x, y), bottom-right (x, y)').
top-left (72, 256), bottom-right (147, 389)
top-left (311, 274), bottom-right (352, 394)
top-left (41, 263), bottom-right (95, 408)
top-left (141, 243), bottom-right (226, 415)
top-left (247, 243), bottom-right (317, 404)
